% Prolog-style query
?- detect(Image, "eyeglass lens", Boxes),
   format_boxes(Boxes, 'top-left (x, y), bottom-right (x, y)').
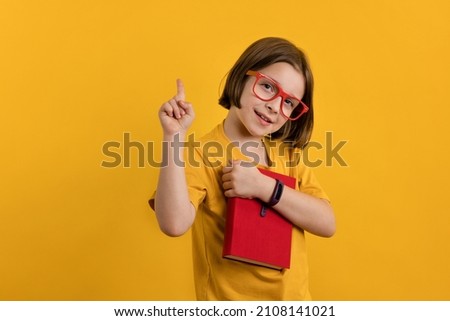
top-left (255, 77), bottom-right (305, 117)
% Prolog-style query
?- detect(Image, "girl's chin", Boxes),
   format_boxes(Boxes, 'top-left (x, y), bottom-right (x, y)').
top-left (246, 124), bottom-right (273, 138)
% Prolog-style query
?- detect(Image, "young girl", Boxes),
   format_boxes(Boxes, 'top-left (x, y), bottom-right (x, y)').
top-left (150, 37), bottom-right (335, 300)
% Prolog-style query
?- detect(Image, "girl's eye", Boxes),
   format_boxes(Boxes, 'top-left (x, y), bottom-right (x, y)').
top-left (261, 82), bottom-right (275, 93)
top-left (284, 98), bottom-right (295, 108)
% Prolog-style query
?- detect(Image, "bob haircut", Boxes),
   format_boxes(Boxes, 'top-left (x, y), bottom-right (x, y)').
top-left (219, 37), bottom-right (314, 149)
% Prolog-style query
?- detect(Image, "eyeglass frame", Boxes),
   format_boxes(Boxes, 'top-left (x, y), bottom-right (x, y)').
top-left (246, 70), bottom-right (309, 120)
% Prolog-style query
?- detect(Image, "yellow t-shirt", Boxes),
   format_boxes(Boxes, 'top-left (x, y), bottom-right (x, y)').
top-left (151, 121), bottom-right (329, 300)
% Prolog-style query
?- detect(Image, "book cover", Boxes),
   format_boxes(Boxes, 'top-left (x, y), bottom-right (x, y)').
top-left (222, 168), bottom-right (296, 270)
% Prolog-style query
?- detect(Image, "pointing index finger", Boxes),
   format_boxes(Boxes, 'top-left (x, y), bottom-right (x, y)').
top-left (176, 79), bottom-right (185, 101)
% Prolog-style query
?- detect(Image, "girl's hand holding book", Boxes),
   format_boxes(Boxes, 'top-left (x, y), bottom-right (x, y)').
top-left (222, 160), bottom-right (275, 202)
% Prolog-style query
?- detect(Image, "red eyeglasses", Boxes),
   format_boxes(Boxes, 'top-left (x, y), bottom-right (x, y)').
top-left (246, 70), bottom-right (309, 120)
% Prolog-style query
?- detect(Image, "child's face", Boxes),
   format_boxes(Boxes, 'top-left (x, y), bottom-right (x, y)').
top-left (237, 62), bottom-right (306, 137)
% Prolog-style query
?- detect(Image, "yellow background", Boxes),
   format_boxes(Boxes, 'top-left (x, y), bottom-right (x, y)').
top-left (1, 0), bottom-right (449, 300)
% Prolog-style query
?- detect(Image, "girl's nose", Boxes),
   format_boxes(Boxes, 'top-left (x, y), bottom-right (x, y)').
top-left (265, 97), bottom-right (282, 113)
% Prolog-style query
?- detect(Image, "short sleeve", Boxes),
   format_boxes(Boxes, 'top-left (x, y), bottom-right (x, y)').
top-left (292, 154), bottom-right (330, 202)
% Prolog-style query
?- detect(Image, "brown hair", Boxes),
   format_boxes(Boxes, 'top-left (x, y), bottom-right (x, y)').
top-left (219, 37), bottom-right (314, 149)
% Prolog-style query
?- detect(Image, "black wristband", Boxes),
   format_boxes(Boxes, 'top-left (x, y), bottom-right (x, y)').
top-left (266, 179), bottom-right (284, 207)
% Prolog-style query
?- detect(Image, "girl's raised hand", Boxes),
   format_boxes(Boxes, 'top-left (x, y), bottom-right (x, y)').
top-left (158, 79), bottom-right (195, 136)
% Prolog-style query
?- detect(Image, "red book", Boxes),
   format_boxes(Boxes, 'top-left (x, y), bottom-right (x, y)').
top-left (222, 168), bottom-right (296, 270)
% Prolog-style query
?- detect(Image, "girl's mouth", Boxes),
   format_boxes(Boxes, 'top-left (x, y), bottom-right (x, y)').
top-left (255, 111), bottom-right (273, 124)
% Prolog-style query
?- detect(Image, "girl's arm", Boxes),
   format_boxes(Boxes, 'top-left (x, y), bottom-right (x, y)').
top-left (222, 161), bottom-right (336, 237)
top-left (264, 179), bottom-right (335, 237)
top-left (154, 80), bottom-right (196, 237)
